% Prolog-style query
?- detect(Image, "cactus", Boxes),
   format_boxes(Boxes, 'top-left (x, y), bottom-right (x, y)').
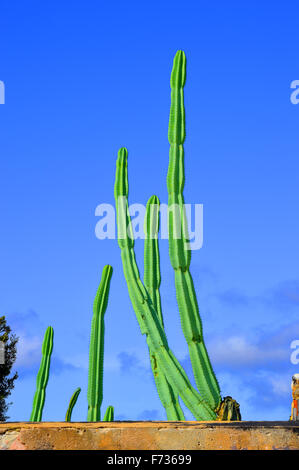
top-left (65, 387), bottom-right (81, 422)
top-left (30, 326), bottom-right (53, 422)
top-left (115, 148), bottom-right (216, 420)
top-left (103, 405), bottom-right (114, 421)
top-left (216, 396), bottom-right (241, 421)
top-left (87, 265), bottom-right (113, 422)
top-left (114, 51), bottom-right (241, 420)
top-left (167, 50), bottom-right (221, 411)
top-left (144, 196), bottom-right (185, 420)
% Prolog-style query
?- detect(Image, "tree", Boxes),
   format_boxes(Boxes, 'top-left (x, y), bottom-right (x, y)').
top-left (0, 316), bottom-right (18, 421)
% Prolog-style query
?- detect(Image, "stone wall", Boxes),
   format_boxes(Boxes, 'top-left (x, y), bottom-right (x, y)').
top-left (0, 421), bottom-right (298, 450)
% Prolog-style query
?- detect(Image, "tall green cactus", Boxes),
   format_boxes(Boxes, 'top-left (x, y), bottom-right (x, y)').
top-left (87, 265), bottom-right (113, 422)
top-left (65, 387), bottom-right (81, 422)
top-left (144, 196), bottom-right (185, 420)
top-left (114, 148), bottom-right (216, 420)
top-left (114, 50), bottom-right (241, 420)
top-left (167, 50), bottom-right (221, 411)
top-left (30, 326), bottom-right (53, 422)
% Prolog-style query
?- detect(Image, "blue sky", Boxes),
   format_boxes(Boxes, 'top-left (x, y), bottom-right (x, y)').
top-left (0, 0), bottom-right (299, 422)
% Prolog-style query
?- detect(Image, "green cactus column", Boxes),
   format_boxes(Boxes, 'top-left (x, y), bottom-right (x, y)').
top-left (87, 265), bottom-right (113, 422)
top-left (65, 387), bottom-right (81, 422)
top-left (30, 326), bottom-right (53, 422)
top-left (167, 50), bottom-right (221, 411)
top-left (114, 148), bottom-right (216, 420)
top-left (144, 195), bottom-right (185, 420)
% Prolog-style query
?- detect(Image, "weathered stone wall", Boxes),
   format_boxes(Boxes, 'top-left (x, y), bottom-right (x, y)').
top-left (0, 421), bottom-right (298, 450)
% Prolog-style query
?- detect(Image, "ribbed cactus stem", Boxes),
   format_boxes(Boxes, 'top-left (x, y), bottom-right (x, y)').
top-left (114, 148), bottom-right (216, 420)
top-left (87, 265), bottom-right (113, 422)
top-left (167, 50), bottom-right (221, 410)
top-left (144, 195), bottom-right (185, 420)
top-left (103, 405), bottom-right (114, 421)
top-left (144, 196), bottom-right (163, 327)
top-left (65, 387), bottom-right (81, 422)
top-left (30, 326), bottom-right (54, 422)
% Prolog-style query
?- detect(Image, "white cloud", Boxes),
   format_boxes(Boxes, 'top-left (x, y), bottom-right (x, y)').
top-left (269, 374), bottom-right (290, 396)
top-left (15, 332), bottom-right (42, 368)
top-left (209, 334), bottom-right (286, 368)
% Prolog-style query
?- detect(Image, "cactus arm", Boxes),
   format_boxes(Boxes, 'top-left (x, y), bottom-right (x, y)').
top-left (144, 196), bottom-right (163, 327)
top-left (114, 148), bottom-right (216, 420)
top-left (30, 326), bottom-right (54, 422)
top-left (103, 405), bottom-right (114, 421)
top-left (65, 387), bottom-right (81, 422)
top-left (87, 265), bottom-right (113, 422)
top-left (167, 50), bottom-right (221, 410)
top-left (149, 351), bottom-right (185, 420)
top-left (144, 195), bottom-right (185, 420)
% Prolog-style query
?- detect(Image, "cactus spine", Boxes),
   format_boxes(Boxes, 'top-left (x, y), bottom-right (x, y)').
top-left (144, 196), bottom-right (185, 420)
top-left (103, 405), bottom-right (114, 421)
top-left (65, 387), bottom-right (81, 422)
top-left (167, 50), bottom-right (221, 411)
top-left (87, 265), bottom-right (113, 422)
top-left (114, 148), bottom-right (216, 420)
top-left (30, 326), bottom-right (53, 422)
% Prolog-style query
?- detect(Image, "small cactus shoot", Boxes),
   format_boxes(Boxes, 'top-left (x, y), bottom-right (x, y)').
top-left (216, 396), bottom-right (241, 421)
top-left (30, 326), bottom-right (54, 422)
top-left (65, 387), bottom-right (81, 422)
top-left (103, 405), bottom-right (114, 421)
